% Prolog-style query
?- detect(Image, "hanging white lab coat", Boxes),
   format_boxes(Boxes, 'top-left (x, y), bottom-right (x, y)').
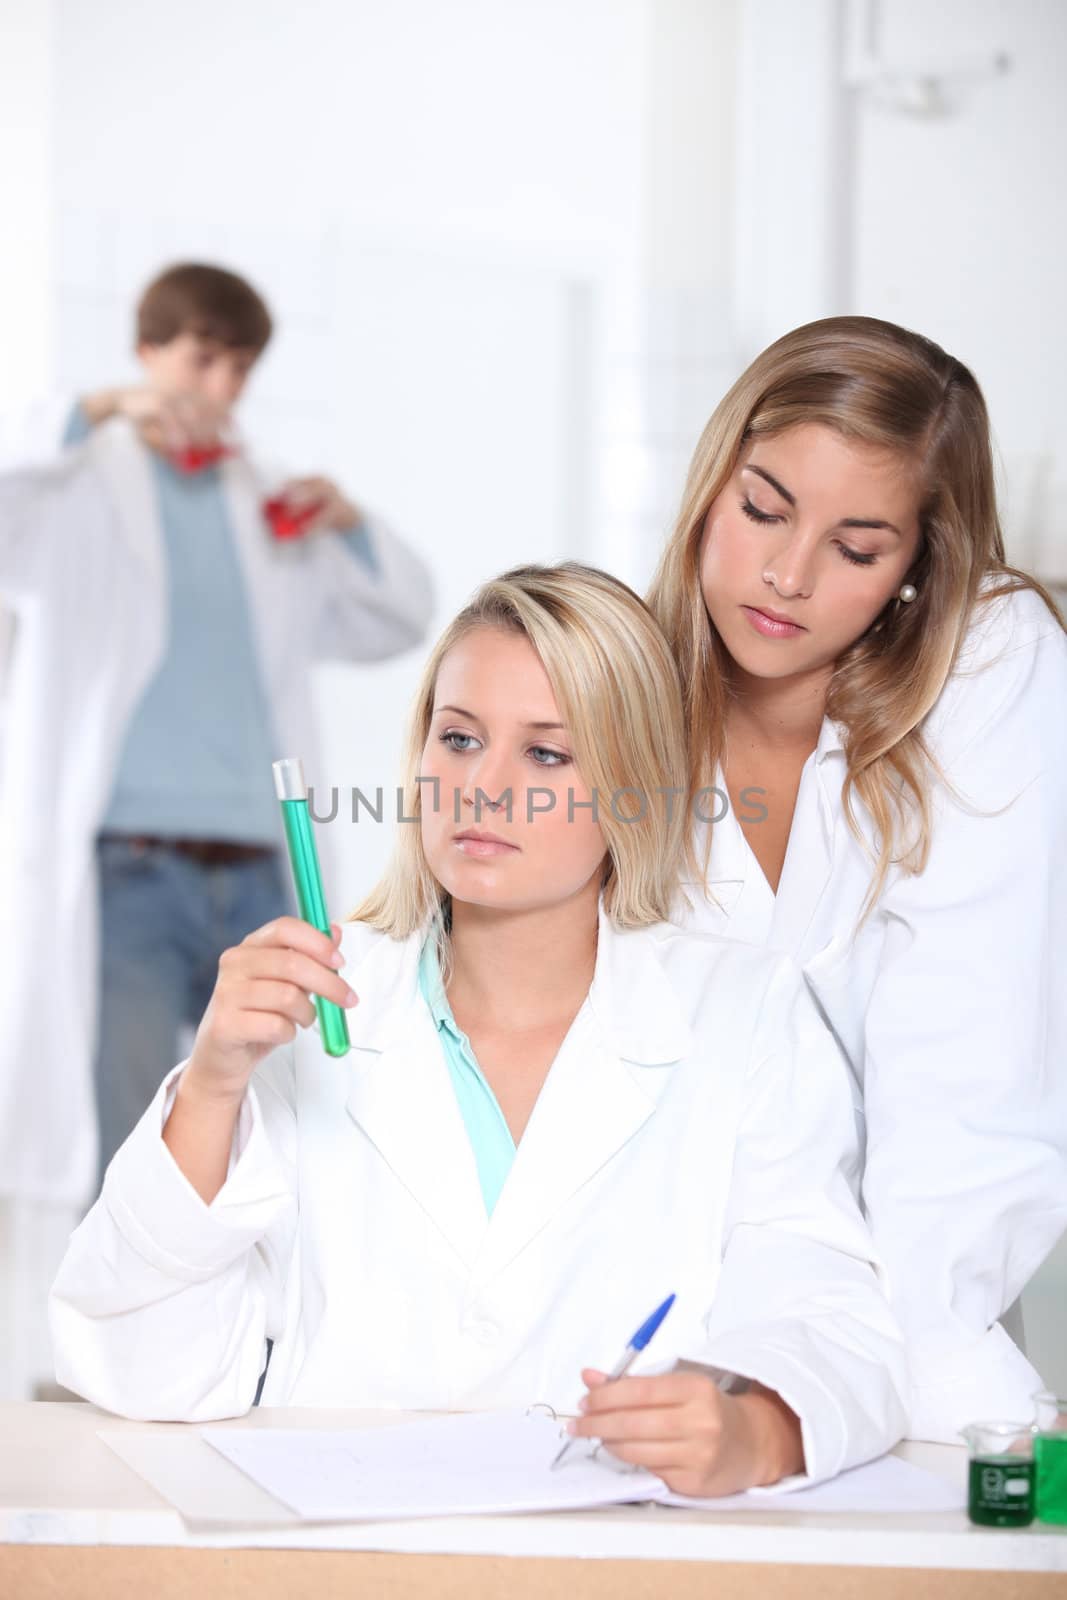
top-left (0, 420), bottom-right (434, 1212)
top-left (676, 584), bottom-right (1067, 1443)
top-left (50, 909), bottom-right (908, 1485)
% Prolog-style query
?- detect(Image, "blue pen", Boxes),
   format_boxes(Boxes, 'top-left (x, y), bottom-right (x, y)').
top-left (551, 1293), bottom-right (676, 1470)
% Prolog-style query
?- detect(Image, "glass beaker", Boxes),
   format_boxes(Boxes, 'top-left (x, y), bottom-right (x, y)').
top-left (1033, 1392), bottom-right (1067, 1526)
top-left (960, 1422), bottom-right (1035, 1527)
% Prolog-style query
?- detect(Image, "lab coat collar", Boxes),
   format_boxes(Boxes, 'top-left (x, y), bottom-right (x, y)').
top-left (341, 927), bottom-right (485, 1267)
top-left (478, 906), bottom-right (691, 1285)
top-left (87, 414), bottom-right (275, 582)
top-left (770, 715), bottom-right (846, 950)
top-left (341, 902), bottom-right (692, 1067)
top-left (342, 925), bottom-right (425, 1052)
top-left (585, 901), bottom-right (694, 1065)
top-left (684, 716), bottom-right (847, 935)
top-left (338, 907), bottom-right (692, 1275)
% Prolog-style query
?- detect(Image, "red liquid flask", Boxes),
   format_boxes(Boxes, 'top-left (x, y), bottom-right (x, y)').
top-left (171, 442), bottom-right (234, 473)
top-left (263, 497), bottom-right (324, 540)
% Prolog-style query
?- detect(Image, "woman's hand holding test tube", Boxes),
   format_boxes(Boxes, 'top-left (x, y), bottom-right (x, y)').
top-left (161, 917), bottom-right (358, 1204)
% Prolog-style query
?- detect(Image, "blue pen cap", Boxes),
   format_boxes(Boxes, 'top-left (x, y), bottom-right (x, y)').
top-left (631, 1293), bottom-right (676, 1350)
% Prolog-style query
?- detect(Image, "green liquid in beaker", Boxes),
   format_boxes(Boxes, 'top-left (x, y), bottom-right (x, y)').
top-left (1035, 1433), bottom-right (1067, 1525)
top-left (968, 1455), bottom-right (1034, 1527)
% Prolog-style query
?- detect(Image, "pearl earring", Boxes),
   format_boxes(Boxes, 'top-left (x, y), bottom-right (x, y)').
top-left (898, 584), bottom-right (917, 603)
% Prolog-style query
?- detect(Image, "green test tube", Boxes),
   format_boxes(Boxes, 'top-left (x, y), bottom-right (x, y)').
top-left (272, 757), bottom-right (350, 1058)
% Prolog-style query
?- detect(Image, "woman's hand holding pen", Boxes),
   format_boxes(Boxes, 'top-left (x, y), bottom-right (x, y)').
top-left (164, 918), bottom-right (358, 1205)
top-left (566, 1369), bottom-right (805, 1497)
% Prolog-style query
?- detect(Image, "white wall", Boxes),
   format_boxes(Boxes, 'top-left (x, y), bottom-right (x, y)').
top-left (627, 0), bottom-right (741, 582)
top-left (52, 0), bottom-right (646, 262)
top-left (0, 0), bottom-right (54, 709)
top-left (0, 0), bottom-right (54, 409)
top-left (735, 0), bottom-right (1067, 580)
top-left (849, 0), bottom-right (1067, 579)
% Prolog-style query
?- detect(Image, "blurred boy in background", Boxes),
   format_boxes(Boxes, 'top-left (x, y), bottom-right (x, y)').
top-left (0, 263), bottom-right (433, 1394)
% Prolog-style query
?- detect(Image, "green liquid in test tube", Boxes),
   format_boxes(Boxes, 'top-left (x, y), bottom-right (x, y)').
top-left (273, 757), bottom-right (350, 1058)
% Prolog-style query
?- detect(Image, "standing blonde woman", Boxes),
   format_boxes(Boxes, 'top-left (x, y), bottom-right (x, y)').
top-left (52, 564), bottom-right (908, 1493)
top-left (648, 315), bottom-right (1067, 1443)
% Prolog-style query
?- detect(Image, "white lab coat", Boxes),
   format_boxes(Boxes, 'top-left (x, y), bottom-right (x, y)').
top-left (0, 420), bottom-right (434, 1210)
top-left (50, 910), bottom-right (909, 1486)
top-left (676, 584), bottom-right (1067, 1442)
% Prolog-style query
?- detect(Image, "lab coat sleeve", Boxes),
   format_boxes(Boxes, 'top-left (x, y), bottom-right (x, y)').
top-left (0, 392), bottom-right (89, 469)
top-left (48, 1051), bottom-right (298, 1422)
top-left (0, 471), bottom-right (39, 590)
top-left (0, 457), bottom-right (95, 594)
top-left (691, 956), bottom-right (909, 1486)
top-left (860, 587), bottom-right (1067, 1442)
top-left (310, 508), bottom-right (435, 662)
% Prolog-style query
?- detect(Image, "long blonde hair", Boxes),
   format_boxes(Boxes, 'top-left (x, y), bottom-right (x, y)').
top-left (647, 315), bottom-right (1064, 911)
top-left (352, 562), bottom-right (689, 940)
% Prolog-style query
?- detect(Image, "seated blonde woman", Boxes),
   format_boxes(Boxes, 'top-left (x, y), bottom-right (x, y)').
top-left (50, 563), bottom-right (906, 1495)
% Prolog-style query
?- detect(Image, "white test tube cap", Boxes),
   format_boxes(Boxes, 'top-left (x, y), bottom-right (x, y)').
top-left (272, 757), bottom-right (307, 802)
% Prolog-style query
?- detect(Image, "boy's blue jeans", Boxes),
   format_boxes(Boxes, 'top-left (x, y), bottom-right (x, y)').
top-left (92, 834), bottom-right (292, 1197)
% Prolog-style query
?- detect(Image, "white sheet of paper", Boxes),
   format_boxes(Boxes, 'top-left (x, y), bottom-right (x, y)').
top-left (662, 1453), bottom-right (963, 1514)
top-left (194, 1412), bottom-right (963, 1524)
top-left (200, 1412), bottom-right (664, 1522)
top-left (101, 1414), bottom-right (963, 1528)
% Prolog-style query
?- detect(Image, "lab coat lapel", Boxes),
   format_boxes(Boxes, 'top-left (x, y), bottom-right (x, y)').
top-left (683, 769), bottom-right (773, 941)
top-left (470, 916), bottom-right (691, 1290)
top-left (770, 718), bottom-right (846, 956)
top-left (469, 1020), bottom-right (656, 1291)
top-left (687, 726), bottom-right (847, 950)
top-left (89, 421), bottom-right (166, 599)
top-left (343, 931), bottom-right (488, 1270)
top-left (701, 794), bottom-right (771, 937)
top-left (86, 424), bottom-right (288, 694)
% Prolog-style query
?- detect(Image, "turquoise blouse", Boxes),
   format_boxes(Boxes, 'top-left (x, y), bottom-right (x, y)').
top-left (417, 939), bottom-right (517, 1215)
